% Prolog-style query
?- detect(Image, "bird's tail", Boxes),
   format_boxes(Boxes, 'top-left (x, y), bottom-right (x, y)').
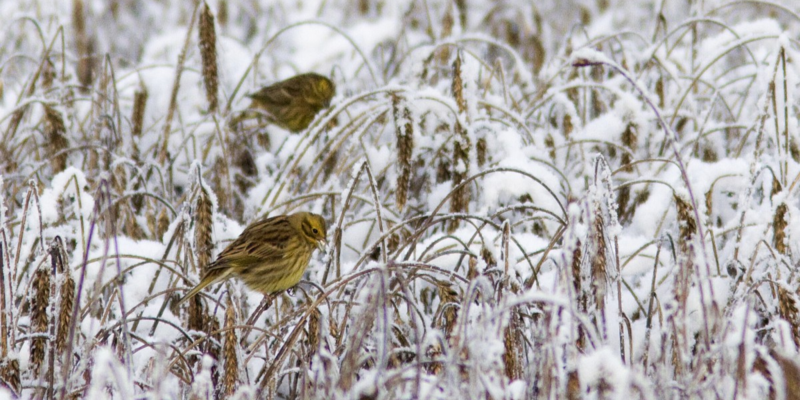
top-left (175, 268), bottom-right (228, 306)
top-left (228, 109), bottom-right (255, 127)
top-left (228, 107), bottom-right (275, 128)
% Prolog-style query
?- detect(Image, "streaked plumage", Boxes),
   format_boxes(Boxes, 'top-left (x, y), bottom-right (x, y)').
top-left (177, 212), bottom-right (327, 305)
top-left (243, 73), bottom-right (335, 132)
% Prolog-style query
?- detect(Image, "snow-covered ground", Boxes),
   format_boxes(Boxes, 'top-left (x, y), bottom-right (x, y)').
top-left (0, 0), bottom-right (799, 398)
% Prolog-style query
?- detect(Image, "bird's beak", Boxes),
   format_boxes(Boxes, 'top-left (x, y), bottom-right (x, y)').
top-left (317, 238), bottom-right (328, 253)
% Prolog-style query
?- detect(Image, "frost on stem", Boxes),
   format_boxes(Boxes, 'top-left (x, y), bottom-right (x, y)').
top-left (189, 355), bottom-right (215, 400)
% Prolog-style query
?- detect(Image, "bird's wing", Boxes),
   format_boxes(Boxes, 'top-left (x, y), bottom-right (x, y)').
top-left (248, 84), bottom-right (302, 107)
top-left (205, 216), bottom-right (292, 271)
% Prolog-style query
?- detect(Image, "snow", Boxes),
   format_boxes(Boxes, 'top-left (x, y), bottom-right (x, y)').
top-left (1, 0), bottom-right (800, 398)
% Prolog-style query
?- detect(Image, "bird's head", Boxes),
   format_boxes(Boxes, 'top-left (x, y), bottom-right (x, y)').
top-left (291, 212), bottom-right (328, 252)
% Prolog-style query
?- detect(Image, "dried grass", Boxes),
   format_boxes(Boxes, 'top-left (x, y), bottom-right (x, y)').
top-left (0, 2), bottom-right (797, 399)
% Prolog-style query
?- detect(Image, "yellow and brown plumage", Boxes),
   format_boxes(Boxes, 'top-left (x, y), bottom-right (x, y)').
top-left (177, 212), bottom-right (327, 305)
top-left (240, 72), bottom-right (335, 132)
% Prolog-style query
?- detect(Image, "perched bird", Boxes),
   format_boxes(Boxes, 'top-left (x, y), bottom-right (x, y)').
top-left (238, 72), bottom-right (335, 132)
top-left (177, 212), bottom-right (327, 305)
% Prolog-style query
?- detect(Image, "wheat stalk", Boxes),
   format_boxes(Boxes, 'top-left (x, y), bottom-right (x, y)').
top-left (674, 194), bottom-right (696, 311)
top-left (44, 105), bottom-right (68, 172)
top-left (476, 135), bottom-right (487, 167)
top-left (198, 2), bottom-right (219, 113)
top-left (449, 53), bottom-right (471, 231)
top-left (503, 310), bottom-right (523, 380)
top-left (307, 307), bottom-right (321, 363)
top-left (620, 122), bottom-right (637, 173)
top-left (73, 0), bottom-right (94, 90)
top-left (0, 358), bottom-right (19, 396)
top-left (566, 369), bottom-right (581, 400)
top-left (425, 342), bottom-right (443, 376)
top-left (30, 265), bottom-right (51, 377)
top-left (211, 156), bottom-right (230, 216)
top-left (131, 83), bottom-right (148, 138)
top-left (773, 350), bottom-right (800, 399)
top-left (222, 298), bottom-right (239, 397)
top-left (153, 206), bottom-right (169, 241)
top-left (591, 205), bottom-right (607, 314)
top-left (194, 184), bottom-right (214, 271)
top-left (773, 203), bottom-right (788, 255)
top-left (467, 255), bottom-right (478, 280)
top-left (778, 285), bottom-right (799, 346)
top-left (54, 241), bottom-right (74, 355)
top-left (437, 281), bottom-right (458, 340)
top-left (571, 239), bottom-right (585, 349)
top-left (392, 94), bottom-right (414, 211)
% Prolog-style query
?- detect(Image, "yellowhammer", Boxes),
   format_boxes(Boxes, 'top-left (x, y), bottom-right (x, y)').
top-left (236, 72), bottom-right (335, 132)
top-left (177, 212), bottom-right (327, 304)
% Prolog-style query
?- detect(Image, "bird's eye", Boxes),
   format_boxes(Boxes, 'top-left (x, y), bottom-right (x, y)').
top-left (312, 228), bottom-right (319, 234)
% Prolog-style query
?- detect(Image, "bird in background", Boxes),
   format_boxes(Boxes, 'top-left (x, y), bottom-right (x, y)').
top-left (231, 72), bottom-right (336, 132)
top-left (177, 212), bottom-right (328, 305)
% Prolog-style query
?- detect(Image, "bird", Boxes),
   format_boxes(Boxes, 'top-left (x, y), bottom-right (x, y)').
top-left (235, 72), bottom-right (336, 132)
top-left (177, 212), bottom-right (328, 305)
